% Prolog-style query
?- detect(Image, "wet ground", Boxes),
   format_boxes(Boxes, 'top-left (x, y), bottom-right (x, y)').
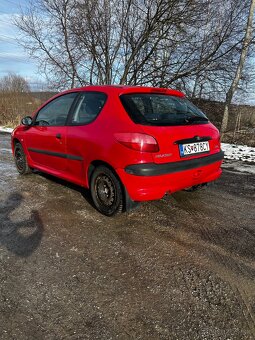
top-left (0, 132), bottom-right (255, 340)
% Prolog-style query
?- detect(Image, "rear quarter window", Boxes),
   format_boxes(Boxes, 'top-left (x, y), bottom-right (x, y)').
top-left (70, 92), bottom-right (107, 125)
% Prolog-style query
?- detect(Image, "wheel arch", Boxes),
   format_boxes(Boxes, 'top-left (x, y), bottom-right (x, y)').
top-left (12, 137), bottom-right (22, 153)
top-left (13, 138), bottom-right (32, 175)
top-left (87, 160), bottom-right (119, 188)
top-left (12, 137), bottom-right (21, 147)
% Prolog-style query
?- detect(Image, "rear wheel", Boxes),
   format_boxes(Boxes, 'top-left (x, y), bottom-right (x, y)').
top-left (14, 142), bottom-right (32, 175)
top-left (90, 166), bottom-right (124, 216)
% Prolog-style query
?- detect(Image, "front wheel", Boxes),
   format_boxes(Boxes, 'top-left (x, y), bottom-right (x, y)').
top-left (90, 166), bottom-right (124, 216)
top-left (14, 142), bottom-right (32, 175)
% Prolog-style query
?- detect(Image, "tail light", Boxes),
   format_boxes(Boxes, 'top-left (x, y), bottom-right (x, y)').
top-left (217, 135), bottom-right (221, 147)
top-left (114, 133), bottom-right (159, 152)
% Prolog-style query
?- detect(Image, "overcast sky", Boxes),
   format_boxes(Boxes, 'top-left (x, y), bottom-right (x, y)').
top-left (0, 0), bottom-right (46, 89)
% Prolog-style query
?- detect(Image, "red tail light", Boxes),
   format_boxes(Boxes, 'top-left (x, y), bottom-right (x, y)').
top-left (114, 133), bottom-right (159, 152)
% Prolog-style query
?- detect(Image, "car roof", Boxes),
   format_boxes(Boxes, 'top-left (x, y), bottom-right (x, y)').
top-left (31, 85), bottom-right (185, 117)
top-left (63, 85), bottom-right (185, 98)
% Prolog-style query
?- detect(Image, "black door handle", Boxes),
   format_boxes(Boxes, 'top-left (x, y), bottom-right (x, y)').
top-left (56, 133), bottom-right (61, 139)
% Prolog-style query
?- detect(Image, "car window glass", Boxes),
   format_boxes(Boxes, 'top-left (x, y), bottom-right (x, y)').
top-left (71, 92), bottom-right (107, 125)
top-left (35, 93), bottom-right (77, 126)
top-left (120, 94), bottom-right (208, 126)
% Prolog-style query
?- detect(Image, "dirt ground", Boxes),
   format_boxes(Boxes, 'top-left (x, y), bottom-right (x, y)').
top-left (0, 133), bottom-right (255, 340)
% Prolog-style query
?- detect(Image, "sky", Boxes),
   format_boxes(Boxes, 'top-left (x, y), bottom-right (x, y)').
top-left (0, 0), bottom-right (46, 90)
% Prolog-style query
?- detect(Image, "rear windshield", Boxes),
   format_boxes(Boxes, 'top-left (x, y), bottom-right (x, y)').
top-left (120, 93), bottom-right (208, 126)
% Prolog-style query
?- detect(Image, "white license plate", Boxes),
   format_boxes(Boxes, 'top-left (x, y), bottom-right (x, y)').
top-left (179, 141), bottom-right (210, 157)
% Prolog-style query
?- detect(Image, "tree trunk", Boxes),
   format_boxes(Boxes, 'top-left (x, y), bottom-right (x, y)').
top-left (221, 0), bottom-right (255, 133)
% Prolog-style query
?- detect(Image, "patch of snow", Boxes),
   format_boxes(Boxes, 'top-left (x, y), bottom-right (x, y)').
top-left (0, 127), bottom-right (14, 133)
top-left (221, 142), bottom-right (255, 174)
top-left (221, 143), bottom-right (255, 163)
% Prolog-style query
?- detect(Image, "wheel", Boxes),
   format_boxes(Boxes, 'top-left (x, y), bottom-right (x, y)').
top-left (90, 166), bottom-right (124, 216)
top-left (14, 142), bottom-right (32, 175)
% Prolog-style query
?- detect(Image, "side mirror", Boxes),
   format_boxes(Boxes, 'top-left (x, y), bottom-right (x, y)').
top-left (21, 116), bottom-right (33, 126)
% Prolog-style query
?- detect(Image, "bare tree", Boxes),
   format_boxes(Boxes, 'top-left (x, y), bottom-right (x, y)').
top-left (14, 0), bottom-right (209, 87)
top-left (0, 74), bottom-right (39, 127)
top-left (149, 0), bottom-right (251, 95)
top-left (72, 0), bottom-right (198, 85)
top-left (14, 0), bottom-right (254, 104)
top-left (0, 73), bottom-right (30, 93)
top-left (221, 0), bottom-right (255, 133)
top-left (15, 0), bottom-right (84, 89)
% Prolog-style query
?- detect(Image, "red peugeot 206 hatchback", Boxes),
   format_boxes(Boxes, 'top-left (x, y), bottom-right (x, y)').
top-left (12, 86), bottom-right (224, 216)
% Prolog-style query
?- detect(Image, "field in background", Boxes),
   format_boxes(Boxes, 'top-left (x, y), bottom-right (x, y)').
top-left (0, 92), bottom-right (57, 128)
top-left (195, 99), bottom-right (255, 146)
top-left (0, 92), bottom-right (254, 146)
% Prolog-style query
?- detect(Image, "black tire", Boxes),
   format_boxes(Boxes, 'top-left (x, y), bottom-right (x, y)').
top-left (90, 166), bottom-right (124, 216)
top-left (14, 142), bottom-right (32, 175)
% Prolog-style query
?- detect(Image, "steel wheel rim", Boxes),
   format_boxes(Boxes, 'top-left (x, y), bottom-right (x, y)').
top-left (95, 174), bottom-right (116, 207)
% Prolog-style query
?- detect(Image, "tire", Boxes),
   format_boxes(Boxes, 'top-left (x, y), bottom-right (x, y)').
top-left (90, 166), bottom-right (124, 216)
top-left (14, 142), bottom-right (32, 175)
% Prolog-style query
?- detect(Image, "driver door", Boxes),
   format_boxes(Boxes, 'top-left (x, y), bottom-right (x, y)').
top-left (25, 92), bottom-right (78, 172)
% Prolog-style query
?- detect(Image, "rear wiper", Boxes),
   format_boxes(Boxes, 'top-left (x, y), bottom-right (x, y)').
top-left (184, 116), bottom-right (208, 123)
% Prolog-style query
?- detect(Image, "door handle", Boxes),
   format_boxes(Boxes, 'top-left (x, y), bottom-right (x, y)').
top-left (56, 133), bottom-right (61, 139)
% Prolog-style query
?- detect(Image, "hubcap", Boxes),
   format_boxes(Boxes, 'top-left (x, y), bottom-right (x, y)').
top-left (95, 174), bottom-right (116, 207)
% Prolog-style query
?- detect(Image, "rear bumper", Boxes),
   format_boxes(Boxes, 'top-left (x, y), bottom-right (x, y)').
top-left (117, 151), bottom-right (224, 201)
top-left (125, 150), bottom-right (224, 176)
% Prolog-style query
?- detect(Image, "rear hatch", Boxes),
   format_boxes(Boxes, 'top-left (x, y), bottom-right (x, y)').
top-left (120, 92), bottom-right (221, 164)
top-left (140, 123), bottom-right (220, 164)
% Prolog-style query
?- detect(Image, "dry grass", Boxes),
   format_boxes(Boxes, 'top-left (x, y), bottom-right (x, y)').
top-left (0, 92), bottom-right (41, 128)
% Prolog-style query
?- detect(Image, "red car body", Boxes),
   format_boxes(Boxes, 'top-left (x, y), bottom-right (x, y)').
top-left (12, 85), bottom-right (224, 215)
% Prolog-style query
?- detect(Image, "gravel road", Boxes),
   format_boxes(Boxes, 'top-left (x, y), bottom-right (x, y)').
top-left (0, 132), bottom-right (255, 340)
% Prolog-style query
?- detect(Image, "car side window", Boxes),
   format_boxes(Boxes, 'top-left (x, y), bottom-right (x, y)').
top-left (35, 93), bottom-right (77, 126)
top-left (71, 92), bottom-right (107, 125)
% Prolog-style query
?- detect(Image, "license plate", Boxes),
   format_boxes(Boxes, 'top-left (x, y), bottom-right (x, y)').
top-left (179, 141), bottom-right (210, 157)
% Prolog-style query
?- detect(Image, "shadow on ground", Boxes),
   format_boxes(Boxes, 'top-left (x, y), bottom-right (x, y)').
top-left (0, 192), bottom-right (44, 257)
